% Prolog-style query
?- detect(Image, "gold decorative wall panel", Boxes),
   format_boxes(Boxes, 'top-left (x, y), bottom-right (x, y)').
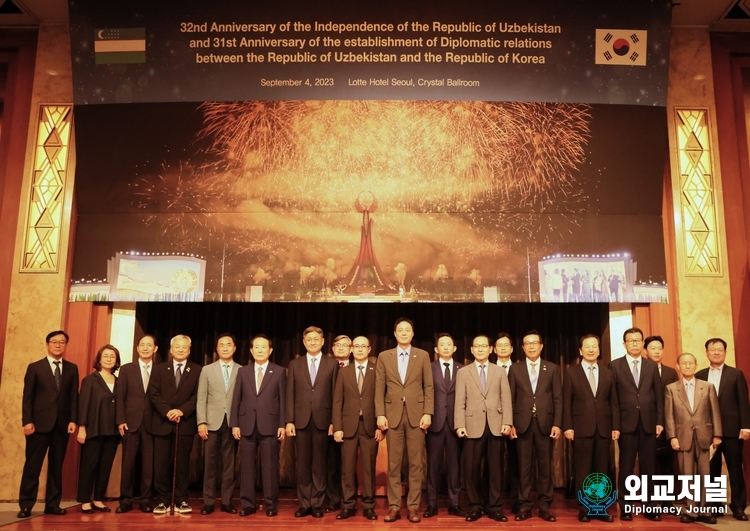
top-left (675, 109), bottom-right (721, 276)
top-left (20, 105), bottom-right (72, 272)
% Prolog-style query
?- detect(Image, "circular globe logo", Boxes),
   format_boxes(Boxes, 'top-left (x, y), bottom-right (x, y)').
top-left (583, 473), bottom-right (613, 503)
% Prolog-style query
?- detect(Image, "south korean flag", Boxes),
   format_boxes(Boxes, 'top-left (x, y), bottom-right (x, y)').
top-left (595, 29), bottom-right (647, 66)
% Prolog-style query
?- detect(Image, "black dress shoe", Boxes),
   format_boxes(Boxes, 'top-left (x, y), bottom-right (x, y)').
top-left (325, 503), bottom-right (340, 513)
top-left (620, 512), bottom-right (633, 521)
top-left (200, 505), bottom-right (214, 515)
top-left (295, 507), bottom-right (312, 517)
top-left (491, 510), bottom-right (508, 522)
top-left (578, 513), bottom-right (590, 522)
top-left (240, 507), bottom-right (256, 516)
top-left (644, 513), bottom-right (661, 521)
top-left (139, 504), bottom-right (153, 513)
top-left (735, 512), bottom-right (749, 521)
top-left (220, 505), bottom-right (237, 514)
top-left (539, 510), bottom-right (556, 522)
top-left (597, 514), bottom-right (614, 522)
top-left (363, 508), bottom-right (377, 520)
top-left (44, 507), bottom-right (67, 515)
top-left (17, 508), bottom-right (32, 519)
top-left (92, 504), bottom-right (111, 512)
top-left (423, 505), bottom-right (437, 518)
top-left (465, 509), bottom-right (482, 522)
top-left (680, 515), bottom-right (696, 523)
top-left (81, 506), bottom-right (94, 514)
top-left (448, 506), bottom-right (466, 517)
top-left (311, 507), bottom-right (324, 518)
top-left (266, 509), bottom-right (277, 517)
top-left (698, 515), bottom-right (718, 524)
top-left (515, 510), bottom-right (532, 521)
top-left (337, 508), bottom-right (356, 519)
top-left (115, 504), bottom-right (132, 513)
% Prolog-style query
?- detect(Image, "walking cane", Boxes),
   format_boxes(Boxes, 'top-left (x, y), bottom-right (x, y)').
top-left (170, 418), bottom-right (180, 515)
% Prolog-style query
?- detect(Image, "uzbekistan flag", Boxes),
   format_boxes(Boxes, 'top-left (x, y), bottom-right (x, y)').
top-left (95, 28), bottom-right (146, 64)
top-left (594, 29), bottom-right (647, 66)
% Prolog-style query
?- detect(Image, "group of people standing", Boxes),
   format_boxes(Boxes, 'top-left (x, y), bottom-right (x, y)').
top-left (16, 323), bottom-right (750, 525)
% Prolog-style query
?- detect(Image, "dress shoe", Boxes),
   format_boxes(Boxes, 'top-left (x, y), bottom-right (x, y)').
top-left (294, 507), bottom-right (312, 517)
top-left (81, 505), bottom-right (94, 514)
top-left (92, 503), bottom-right (111, 512)
top-left (408, 510), bottom-right (421, 523)
top-left (384, 508), bottom-right (401, 522)
top-left (511, 503), bottom-right (520, 514)
top-left (139, 504), bottom-right (153, 513)
top-left (515, 510), bottom-right (532, 521)
top-left (578, 511), bottom-right (590, 522)
top-left (620, 512), bottom-right (633, 521)
top-left (44, 506), bottom-right (67, 515)
top-left (644, 513), bottom-right (661, 521)
top-left (423, 505), bottom-right (437, 518)
top-left (116, 504), bottom-right (132, 513)
top-left (597, 514), bottom-right (614, 522)
top-left (448, 505), bottom-right (466, 517)
top-left (734, 511), bottom-right (749, 521)
top-left (465, 509), bottom-right (482, 522)
top-left (220, 505), bottom-right (237, 514)
top-left (325, 503), bottom-right (340, 513)
top-left (698, 515), bottom-right (718, 524)
top-left (491, 510), bottom-right (508, 522)
top-left (363, 508), bottom-right (377, 520)
top-left (680, 515), bottom-right (696, 523)
top-left (311, 507), bottom-right (324, 518)
top-left (240, 507), bottom-right (256, 516)
top-left (539, 510), bottom-right (556, 522)
top-left (337, 508), bottom-right (357, 519)
top-left (17, 508), bottom-right (32, 518)
top-left (266, 509), bottom-right (277, 517)
top-left (200, 505), bottom-right (214, 515)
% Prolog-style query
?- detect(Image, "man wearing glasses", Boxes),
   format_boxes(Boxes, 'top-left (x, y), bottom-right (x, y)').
top-left (325, 335), bottom-right (353, 513)
top-left (609, 327), bottom-right (663, 521)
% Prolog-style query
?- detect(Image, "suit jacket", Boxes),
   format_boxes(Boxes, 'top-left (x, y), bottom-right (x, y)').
top-left (454, 362), bottom-right (512, 438)
top-left (78, 371), bottom-right (118, 438)
top-left (429, 359), bottom-right (462, 433)
top-left (148, 360), bottom-right (201, 436)
top-left (22, 358), bottom-right (79, 432)
top-left (665, 378), bottom-right (722, 451)
top-left (286, 354), bottom-right (338, 430)
top-left (332, 360), bottom-right (378, 437)
top-left (562, 362), bottom-right (620, 438)
top-left (508, 358), bottom-right (562, 435)
top-left (609, 355), bottom-right (664, 433)
top-left (660, 364), bottom-right (679, 389)
top-left (375, 347), bottom-right (434, 428)
top-left (695, 364), bottom-right (750, 438)
top-left (197, 359), bottom-right (240, 430)
top-left (230, 362), bottom-right (286, 437)
top-left (115, 360), bottom-right (156, 432)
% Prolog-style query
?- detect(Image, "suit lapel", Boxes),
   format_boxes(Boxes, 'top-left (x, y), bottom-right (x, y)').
top-left (718, 368), bottom-right (730, 399)
top-left (450, 361), bottom-right (461, 392)
top-left (257, 363), bottom-right (273, 395)
top-left (42, 359), bottom-right (60, 394)
top-left (676, 381), bottom-right (693, 413)
top-left (403, 350), bottom-right (419, 384)
top-left (468, 364), bottom-right (486, 396)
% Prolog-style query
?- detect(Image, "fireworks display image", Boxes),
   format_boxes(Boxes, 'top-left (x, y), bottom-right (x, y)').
top-left (71, 100), bottom-right (668, 302)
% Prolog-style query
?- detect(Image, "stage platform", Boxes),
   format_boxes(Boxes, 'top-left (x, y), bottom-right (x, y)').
top-left (0, 490), bottom-right (737, 530)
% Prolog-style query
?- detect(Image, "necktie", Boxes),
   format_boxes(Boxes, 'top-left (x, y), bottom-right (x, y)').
top-left (142, 363), bottom-right (150, 392)
top-left (480, 364), bottom-right (487, 392)
top-left (686, 381), bottom-right (694, 410)
top-left (399, 352), bottom-right (408, 383)
top-left (358, 365), bottom-right (365, 394)
top-left (588, 365), bottom-right (597, 395)
top-left (175, 363), bottom-right (183, 387)
top-left (443, 362), bottom-right (451, 388)
top-left (53, 361), bottom-right (61, 390)
top-left (310, 358), bottom-right (317, 386)
top-left (530, 362), bottom-right (538, 393)
top-left (501, 364), bottom-right (508, 376)
top-left (223, 364), bottom-right (230, 390)
top-left (632, 359), bottom-right (639, 388)
top-left (659, 364), bottom-right (662, 377)
top-left (256, 367), bottom-right (263, 394)
top-left (340, 361), bottom-right (345, 368)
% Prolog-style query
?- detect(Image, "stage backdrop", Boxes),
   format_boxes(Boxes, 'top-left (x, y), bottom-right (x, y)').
top-left (68, 0), bottom-right (671, 303)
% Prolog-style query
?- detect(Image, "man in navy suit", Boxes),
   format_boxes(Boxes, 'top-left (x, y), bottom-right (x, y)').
top-left (609, 327), bottom-right (663, 521)
top-left (424, 333), bottom-right (464, 518)
top-left (695, 338), bottom-right (750, 520)
top-left (18, 330), bottom-right (79, 518)
top-left (231, 334), bottom-right (286, 517)
top-left (148, 334), bottom-right (202, 515)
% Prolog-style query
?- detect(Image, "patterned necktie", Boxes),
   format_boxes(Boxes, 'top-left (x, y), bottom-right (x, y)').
top-left (142, 363), bottom-right (150, 392)
top-left (223, 364), bottom-right (230, 390)
top-left (53, 361), bottom-right (61, 390)
top-left (632, 359), bottom-right (639, 388)
top-left (480, 364), bottom-right (487, 392)
top-left (358, 365), bottom-right (365, 394)
top-left (256, 367), bottom-right (263, 394)
top-left (444, 362), bottom-right (451, 388)
top-left (310, 358), bottom-right (317, 386)
top-left (530, 362), bottom-right (538, 393)
top-left (588, 365), bottom-right (597, 395)
top-left (175, 363), bottom-right (183, 387)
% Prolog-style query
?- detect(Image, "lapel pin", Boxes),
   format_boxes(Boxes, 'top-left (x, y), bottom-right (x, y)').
top-left (269, 370), bottom-right (274, 374)
top-left (542, 366), bottom-right (547, 371)
top-left (186, 367), bottom-right (191, 373)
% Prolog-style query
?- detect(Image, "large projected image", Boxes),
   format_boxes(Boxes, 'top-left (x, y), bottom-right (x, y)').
top-left (70, 101), bottom-right (667, 302)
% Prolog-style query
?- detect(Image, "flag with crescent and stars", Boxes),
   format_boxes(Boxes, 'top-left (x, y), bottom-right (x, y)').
top-left (94, 28), bottom-right (146, 64)
top-left (595, 29), bottom-right (647, 66)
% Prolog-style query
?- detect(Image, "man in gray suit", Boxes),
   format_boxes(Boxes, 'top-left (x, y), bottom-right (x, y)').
top-left (455, 334), bottom-right (513, 522)
top-left (197, 334), bottom-right (240, 515)
top-left (665, 352), bottom-right (722, 524)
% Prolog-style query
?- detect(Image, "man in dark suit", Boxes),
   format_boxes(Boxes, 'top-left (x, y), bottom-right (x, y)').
top-left (562, 334), bottom-right (620, 522)
top-left (197, 334), bottom-right (240, 515)
top-left (494, 332), bottom-right (520, 513)
top-left (18, 330), bottom-right (79, 518)
top-left (148, 334), bottom-right (202, 514)
top-left (332, 336), bottom-right (382, 520)
top-left (508, 330), bottom-right (562, 522)
top-left (375, 317), bottom-right (435, 523)
top-left (609, 327), bottom-right (663, 521)
top-left (231, 334), bottom-right (286, 517)
top-left (325, 334), bottom-right (352, 513)
top-left (116, 334), bottom-right (159, 513)
top-left (455, 334), bottom-right (513, 522)
top-left (424, 333), bottom-right (464, 518)
top-left (286, 326), bottom-right (338, 518)
top-left (644, 335), bottom-right (678, 506)
top-left (696, 337), bottom-right (750, 520)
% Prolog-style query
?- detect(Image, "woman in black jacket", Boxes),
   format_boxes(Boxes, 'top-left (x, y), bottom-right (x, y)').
top-left (76, 344), bottom-right (121, 513)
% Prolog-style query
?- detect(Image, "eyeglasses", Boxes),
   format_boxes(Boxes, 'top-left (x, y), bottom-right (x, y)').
top-left (48, 340), bottom-right (67, 346)
top-left (334, 343), bottom-right (351, 348)
top-left (472, 344), bottom-right (490, 349)
top-left (625, 340), bottom-right (643, 345)
top-left (352, 345), bottom-right (369, 349)
top-left (523, 341), bottom-right (541, 346)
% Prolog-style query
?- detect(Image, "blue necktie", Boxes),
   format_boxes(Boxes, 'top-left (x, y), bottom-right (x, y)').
top-left (223, 364), bottom-right (230, 390)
